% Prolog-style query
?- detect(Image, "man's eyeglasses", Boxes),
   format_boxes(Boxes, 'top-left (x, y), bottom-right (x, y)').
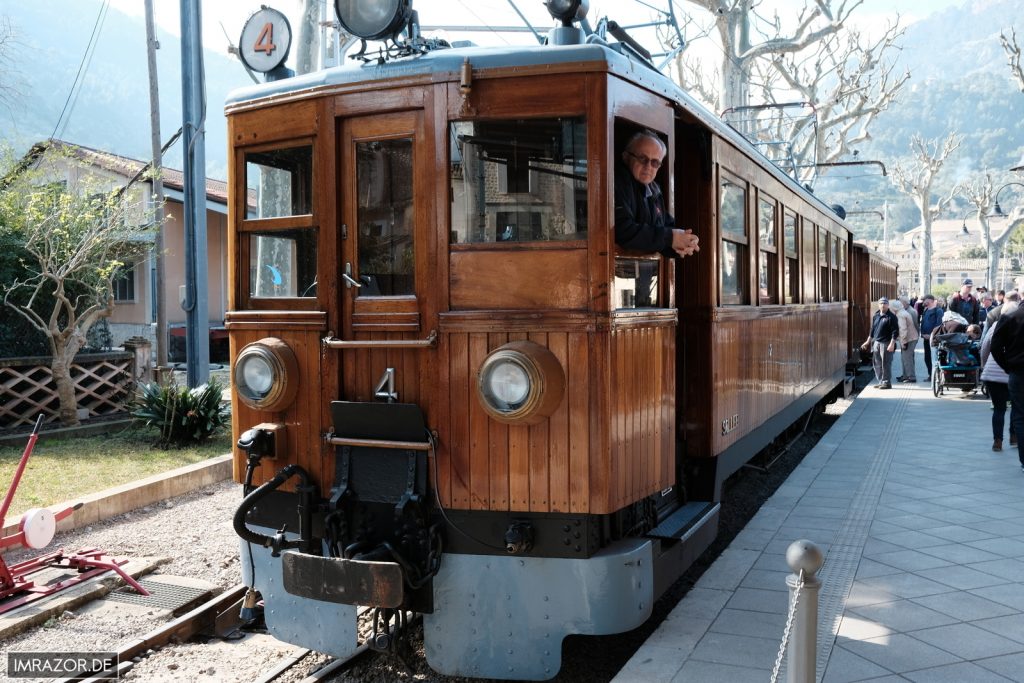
top-left (626, 151), bottom-right (663, 169)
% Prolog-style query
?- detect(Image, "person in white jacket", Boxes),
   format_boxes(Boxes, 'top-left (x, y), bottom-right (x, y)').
top-left (891, 299), bottom-right (920, 383)
top-left (981, 301), bottom-right (1019, 453)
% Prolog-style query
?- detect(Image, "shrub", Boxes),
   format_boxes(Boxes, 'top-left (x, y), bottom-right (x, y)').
top-left (132, 378), bottom-right (230, 447)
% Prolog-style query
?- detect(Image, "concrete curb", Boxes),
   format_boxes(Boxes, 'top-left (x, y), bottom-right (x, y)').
top-left (2, 454), bottom-right (234, 546)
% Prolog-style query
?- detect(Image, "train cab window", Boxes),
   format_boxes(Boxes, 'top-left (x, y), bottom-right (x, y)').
top-left (355, 138), bottom-right (414, 296)
top-left (449, 118), bottom-right (587, 244)
top-left (245, 146), bottom-right (312, 217)
top-left (719, 170), bottom-right (748, 305)
top-left (818, 228), bottom-right (830, 302)
top-left (783, 211), bottom-right (798, 303)
top-left (242, 144), bottom-right (316, 303)
top-left (249, 228), bottom-right (318, 297)
top-left (757, 195), bottom-right (778, 305)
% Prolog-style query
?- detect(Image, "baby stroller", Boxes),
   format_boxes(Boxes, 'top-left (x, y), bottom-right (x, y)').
top-left (931, 330), bottom-right (981, 397)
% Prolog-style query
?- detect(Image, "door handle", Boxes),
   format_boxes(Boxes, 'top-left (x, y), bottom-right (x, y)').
top-left (343, 262), bottom-right (362, 289)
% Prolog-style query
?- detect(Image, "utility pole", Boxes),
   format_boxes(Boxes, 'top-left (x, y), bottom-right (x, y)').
top-left (144, 0), bottom-right (167, 371)
top-left (180, 0), bottom-right (209, 387)
top-left (882, 200), bottom-right (889, 258)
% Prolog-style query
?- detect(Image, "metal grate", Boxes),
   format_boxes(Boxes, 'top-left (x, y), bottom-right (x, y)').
top-left (104, 579), bottom-right (211, 611)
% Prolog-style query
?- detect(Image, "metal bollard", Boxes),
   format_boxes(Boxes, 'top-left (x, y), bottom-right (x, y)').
top-left (785, 540), bottom-right (824, 683)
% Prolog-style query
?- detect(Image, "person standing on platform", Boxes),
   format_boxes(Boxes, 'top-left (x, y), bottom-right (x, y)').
top-left (892, 299), bottom-right (919, 383)
top-left (861, 297), bottom-right (899, 389)
top-left (981, 302), bottom-right (1019, 452)
top-left (949, 279), bottom-right (980, 324)
top-left (920, 295), bottom-right (943, 381)
top-left (991, 300), bottom-right (1024, 471)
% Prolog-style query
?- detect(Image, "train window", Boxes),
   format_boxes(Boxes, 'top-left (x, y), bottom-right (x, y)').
top-left (758, 196), bottom-right (778, 305)
top-left (245, 146), bottom-right (312, 218)
top-left (719, 171), bottom-right (748, 305)
top-left (818, 228), bottom-right (830, 302)
top-left (356, 137), bottom-right (414, 296)
top-left (248, 228), bottom-right (318, 297)
top-left (614, 257), bottom-right (659, 308)
top-left (783, 211), bottom-right (798, 304)
top-left (838, 238), bottom-right (847, 300)
top-left (831, 236), bottom-right (842, 301)
top-left (449, 118), bottom-right (587, 244)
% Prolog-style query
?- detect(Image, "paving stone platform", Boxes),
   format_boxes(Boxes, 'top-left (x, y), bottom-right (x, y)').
top-left (615, 348), bottom-right (1024, 682)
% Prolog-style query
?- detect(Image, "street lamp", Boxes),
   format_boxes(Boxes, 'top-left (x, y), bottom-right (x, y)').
top-left (987, 181), bottom-right (1024, 219)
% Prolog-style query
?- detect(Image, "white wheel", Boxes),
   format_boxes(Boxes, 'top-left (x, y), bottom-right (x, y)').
top-left (20, 508), bottom-right (56, 549)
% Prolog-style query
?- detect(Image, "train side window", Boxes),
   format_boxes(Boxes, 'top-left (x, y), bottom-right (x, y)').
top-left (614, 256), bottom-right (660, 308)
top-left (818, 228), bottom-right (830, 302)
top-left (783, 210), bottom-right (798, 303)
top-left (831, 236), bottom-right (842, 301)
top-left (719, 170), bottom-right (748, 305)
top-left (757, 195), bottom-right (778, 305)
top-left (449, 118), bottom-right (587, 244)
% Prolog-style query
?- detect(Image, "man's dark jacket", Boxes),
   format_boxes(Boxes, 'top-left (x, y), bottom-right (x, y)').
top-left (614, 163), bottom-right (676, 256)
top-left (991, 304), bottom-right (1024, 373)
top-left (869, 309), bottom-right (899, 344)
top-left (949, 293), bottom-right (979, 324)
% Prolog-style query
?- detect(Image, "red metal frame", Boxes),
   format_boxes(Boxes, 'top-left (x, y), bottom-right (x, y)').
top-left (0, 416), bottom-right (149, 615)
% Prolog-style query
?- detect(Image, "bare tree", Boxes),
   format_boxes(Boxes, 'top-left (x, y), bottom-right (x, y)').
top-left (890, 134), bottom-right (961, 295)
top-left (0, 15), bottom-right (21, 111)
top-left (678, 0), bottom-right (863, 114)
top-left (754, 22), bottom-right (909, 179)
top-left (1001, 27), bottom-right (1024, 92)
top-left (958, 173), bottom-right (1023, 291)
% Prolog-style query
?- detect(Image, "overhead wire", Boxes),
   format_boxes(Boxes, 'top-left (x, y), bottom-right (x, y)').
top-left (51, 0), bottom-right (110, 142)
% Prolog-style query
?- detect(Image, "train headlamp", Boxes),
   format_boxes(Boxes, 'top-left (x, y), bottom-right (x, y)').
top-left (477, 341), bottom-right (565, 424)
top-left (234, 337), bottom-right (299, 412)
top-left (543, 0), bottom-right (589, 25)
top-left (334, 0), bottom-right (412, 41)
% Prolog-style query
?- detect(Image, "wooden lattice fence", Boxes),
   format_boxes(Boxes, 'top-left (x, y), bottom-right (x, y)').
top-left (0, 353), bottom-right (136, 431)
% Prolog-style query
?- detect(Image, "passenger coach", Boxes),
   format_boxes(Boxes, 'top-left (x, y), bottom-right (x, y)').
top-left (227, 1), bottom-right (870, 678)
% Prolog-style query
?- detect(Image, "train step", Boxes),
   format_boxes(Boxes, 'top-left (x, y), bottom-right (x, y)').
top-left (646, 501), bottom-right (719, 541)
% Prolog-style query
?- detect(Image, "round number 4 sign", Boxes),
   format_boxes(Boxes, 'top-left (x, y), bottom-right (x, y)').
top-left (239, 7), bottom-right (292, 73)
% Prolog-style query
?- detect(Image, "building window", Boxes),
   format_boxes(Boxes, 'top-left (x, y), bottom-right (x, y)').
top-left (113, 263), bottom-right (135, 302)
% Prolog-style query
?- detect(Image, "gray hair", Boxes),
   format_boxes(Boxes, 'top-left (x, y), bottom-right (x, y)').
top-left (1004, 301), bottom-right (1020, 315)
top-left (1006, 290), bottom-right (1021, 303)
top-left (625, 129), bottom-right (667, 156)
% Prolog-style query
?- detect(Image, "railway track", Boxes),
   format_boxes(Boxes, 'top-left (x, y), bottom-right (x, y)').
top-left (54, 584), bottom-right (389, 683)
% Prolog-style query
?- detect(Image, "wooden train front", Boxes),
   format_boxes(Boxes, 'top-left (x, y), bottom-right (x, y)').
top-left (227, 43), bottom-right (849, 680)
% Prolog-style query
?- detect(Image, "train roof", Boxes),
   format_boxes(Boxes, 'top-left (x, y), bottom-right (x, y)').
top-left (225, 41), bottom-right (852, 233)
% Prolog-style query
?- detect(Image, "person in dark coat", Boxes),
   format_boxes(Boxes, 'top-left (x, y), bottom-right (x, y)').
top-left (920, 294), bottom-right (943, 380)
top-left (860, 297), bottom-right (899, 389)
top-left (614, 129), bottom-right (699, 258)
top-left (991, 299), bottom-right (1024, 471)
top-left (949, 278), bottom-right (980, 324)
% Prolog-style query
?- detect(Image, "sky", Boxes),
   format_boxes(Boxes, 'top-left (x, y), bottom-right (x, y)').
top-left (107, 0), bottom-right (972, 66)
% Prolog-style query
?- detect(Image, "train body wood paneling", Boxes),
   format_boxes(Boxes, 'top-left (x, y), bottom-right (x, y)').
top-left (226, 46), bottom-right (860, 522)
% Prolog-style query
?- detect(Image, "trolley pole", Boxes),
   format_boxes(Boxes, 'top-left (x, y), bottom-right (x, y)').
top-left (180, 0), bottom-right (209, 388)
top-left (786, 540), bottom-right (824, 683)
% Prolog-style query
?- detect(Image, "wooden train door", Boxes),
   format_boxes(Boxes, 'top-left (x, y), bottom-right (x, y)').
top-left (336, 111), bottom-right (436, 408)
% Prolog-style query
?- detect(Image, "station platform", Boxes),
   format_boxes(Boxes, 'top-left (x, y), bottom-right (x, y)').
top-left (614, 349), bottom-right (1024, 682)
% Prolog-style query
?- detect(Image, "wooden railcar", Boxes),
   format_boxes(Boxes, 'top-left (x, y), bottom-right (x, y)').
top-left (848, 242), bottom-right (899, 365)
top-left (225, 12), bottom-right (866, 680)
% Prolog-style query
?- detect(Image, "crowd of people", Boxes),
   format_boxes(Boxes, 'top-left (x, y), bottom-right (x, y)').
top-left (863, 278), bottom-right (1024, 472)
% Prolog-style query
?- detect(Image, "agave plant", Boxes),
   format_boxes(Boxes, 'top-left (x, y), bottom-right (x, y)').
top-left (132, 378), bottom-right (230, 447)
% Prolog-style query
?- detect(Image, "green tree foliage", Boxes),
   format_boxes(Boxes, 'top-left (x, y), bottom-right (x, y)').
top-left (0, 145), bottom-right (157, 425)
